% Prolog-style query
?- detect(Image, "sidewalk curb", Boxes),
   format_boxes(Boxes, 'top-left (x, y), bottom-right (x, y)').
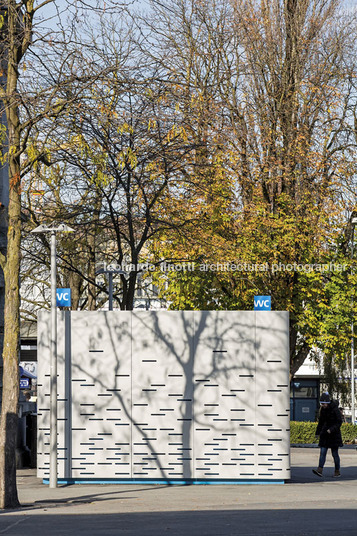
top-left (291, 443), bottom-right (357, 449)
top-left (291, 444), bottom-right (319, 448)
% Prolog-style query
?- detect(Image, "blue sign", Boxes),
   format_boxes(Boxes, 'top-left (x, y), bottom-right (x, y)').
top-left (56, 288), bottom-right (71, 307)
top-left (20, 378), bottom-right (30, 389)
top-left (254, 296), bottom-right (271, 311)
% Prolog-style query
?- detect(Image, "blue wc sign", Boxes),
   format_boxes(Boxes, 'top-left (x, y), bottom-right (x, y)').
top-left (56, 288), bottom-right (71, 307)
top-left (254, 296), bottom-right (271, 311)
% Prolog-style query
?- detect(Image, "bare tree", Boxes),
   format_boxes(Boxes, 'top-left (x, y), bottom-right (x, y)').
top-left (21, 12), bottom-right (198, 313)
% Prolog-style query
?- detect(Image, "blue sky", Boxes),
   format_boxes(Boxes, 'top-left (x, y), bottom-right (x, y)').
top-left (39, 0), bottom-right (357, 35)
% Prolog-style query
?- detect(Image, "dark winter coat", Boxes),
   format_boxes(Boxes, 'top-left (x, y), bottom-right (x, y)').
top-left (316, 400), bottom-right (343, 449)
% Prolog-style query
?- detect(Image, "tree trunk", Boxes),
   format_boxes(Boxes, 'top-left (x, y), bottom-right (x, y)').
top-left (0, 167), bottom-right (21, 509)
top-left (0, 0), bottom-right (27, 508)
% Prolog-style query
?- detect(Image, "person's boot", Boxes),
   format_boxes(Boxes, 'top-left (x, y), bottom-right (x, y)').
top-left (312, 467), bottom-right (323, 477)
top-left (333, 469), bottom-right (341, 478)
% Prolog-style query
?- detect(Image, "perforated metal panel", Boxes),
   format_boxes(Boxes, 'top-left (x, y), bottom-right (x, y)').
top-left (37, 310), bottom-right (290, 482)
top-left (69, 312), bottom-right (132, 479)
top-left (37, 310), bottom-right (69, 478)
top-left (255, 311), bottom-right (290, 477)
top-left (193, 311), bottom-right (257, 479)
top-left (131, 311), bottom-right (194, 479)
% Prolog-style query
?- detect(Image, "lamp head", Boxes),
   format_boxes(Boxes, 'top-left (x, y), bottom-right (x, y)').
top-left (32, 223), bottom-right (75, 234)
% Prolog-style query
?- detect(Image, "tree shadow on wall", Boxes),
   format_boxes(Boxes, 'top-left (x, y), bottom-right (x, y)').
top-left (38, 310), bottom-right (289, 483)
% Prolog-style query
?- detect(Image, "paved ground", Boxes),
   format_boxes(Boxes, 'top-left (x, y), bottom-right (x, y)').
top-left (0, 447), bottom-right (356, 535)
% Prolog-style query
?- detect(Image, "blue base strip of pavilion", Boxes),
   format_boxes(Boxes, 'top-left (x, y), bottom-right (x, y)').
top-left (43, 478), bottom-right (286, 485)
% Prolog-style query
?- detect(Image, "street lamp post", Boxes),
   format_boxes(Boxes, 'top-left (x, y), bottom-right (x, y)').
top-left (351, 217), bottom-right (357, 425)
top-left (32, 223), bottom-right (74, 488)
top-left (96, 264), bottom-right (125, 310)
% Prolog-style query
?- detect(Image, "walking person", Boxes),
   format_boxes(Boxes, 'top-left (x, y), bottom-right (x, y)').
top-left (312, 392), bottom-right (343, 478)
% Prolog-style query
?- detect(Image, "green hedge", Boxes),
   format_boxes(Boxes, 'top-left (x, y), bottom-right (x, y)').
top-left (290, 421), bottom-right (357, 444)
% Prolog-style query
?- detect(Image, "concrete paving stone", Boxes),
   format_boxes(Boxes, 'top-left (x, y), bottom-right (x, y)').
top-left (0, 447), bottom-right (356, 535)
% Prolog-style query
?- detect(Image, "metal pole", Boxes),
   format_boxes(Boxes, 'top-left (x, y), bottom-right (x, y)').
top-left (352, 320), bottom-right (355, 424)
top-left (108, 272), bottom-right (113, 311)
top-left (32, 222), bottom-right (74, 486)
top-left (352, 225), bottom-right (355, 425)
top-left (50, 230), bottom-right (58, 488)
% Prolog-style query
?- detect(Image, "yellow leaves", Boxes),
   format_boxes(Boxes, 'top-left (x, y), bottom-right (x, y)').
top-left (0, 123), bottom-right (6, 159)
top-left (166, 124), bottom-right (188, 143)
top-left (117, 122), bottom-right (133, 135)
top-left (71, 133), bottom-right (85, 146)
top-left (148, 119), bottom-right (157, 131)
top-left (64, 133), bottom-right (89, 159)
top-left (93, 170), bottom-right (111, 187)
top-left (26, 142), bottom-right (52, 171)
top-left (117, 147), bottom-right (137, 171)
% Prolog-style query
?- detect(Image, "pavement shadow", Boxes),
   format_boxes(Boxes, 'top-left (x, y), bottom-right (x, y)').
top-left (0, 486), bottom-right (171, 513)
top-left (289, 446), bottom-right (357, 484)
top-left (0, 509), bottom-right (356, 536)
top-left (291, 464), bottom-right (357, 483)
